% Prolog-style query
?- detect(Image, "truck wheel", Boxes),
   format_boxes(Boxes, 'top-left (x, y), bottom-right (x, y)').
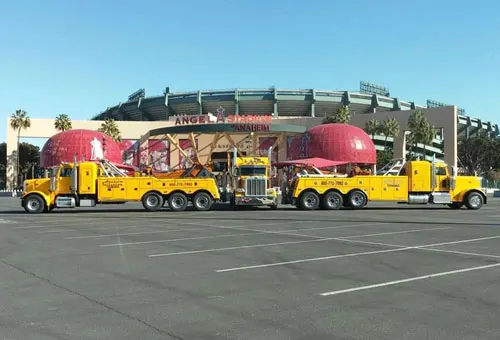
top-left (464, 192), bottom-right (483, 210)
top-left (192, 192), bottom-right (213, 211)
top-left (347, 190), bottom-right (366, 209)
top-left (168, 192), bottom-right (188, 212)
top-left (23, 195), bottom-right (46, 214)
top-left (323, 191), bottom-right (343, 210)
top-left (299, 191), bottom-right (320, 210)
top-left (142, 192), bottom-right (163, 211)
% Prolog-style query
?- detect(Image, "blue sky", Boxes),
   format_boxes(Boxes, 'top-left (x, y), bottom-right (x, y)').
top-left (1, 0), bottom-right (499, 148)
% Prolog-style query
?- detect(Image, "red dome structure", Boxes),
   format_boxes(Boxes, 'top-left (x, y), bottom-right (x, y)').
top-left (304, 123), bottom-right (376, 164)
top-left (40, 129), bottom-right (123, 168)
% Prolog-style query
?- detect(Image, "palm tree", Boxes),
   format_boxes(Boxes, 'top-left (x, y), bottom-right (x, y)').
top-left (381, 117), bottom-right (400, 149)
top-left (364, 118), bottom-right (380, 139)
top-left (421, 123), bottom-right (436, 158)
top-left (407, 110), bottom-right (434, 159)
top-left (322, 104), bottom-right (351, 124)
top-left (54, 114), bottom-right (72, 131)
top-left (97, 118), bottom-right (122, 142)
top-left (10, 109), bottom-right (31, 188)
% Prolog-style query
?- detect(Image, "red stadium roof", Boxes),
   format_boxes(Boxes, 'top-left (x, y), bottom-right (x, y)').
top-left (41, 129), bottom-right (122, 168)
top-left (304, 123), bottom-right (376, 165)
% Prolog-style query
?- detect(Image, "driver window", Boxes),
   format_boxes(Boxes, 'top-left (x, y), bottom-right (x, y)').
top-left (59, 167), bottom-right (73, 177)
top-left (435, 167), bottom-right (446, 176)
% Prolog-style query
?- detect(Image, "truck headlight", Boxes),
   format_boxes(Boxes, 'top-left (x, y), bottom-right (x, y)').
top-left (236, 188), bottom-right (245, 193)
top-left (266, 188), bottom-right (275, 195)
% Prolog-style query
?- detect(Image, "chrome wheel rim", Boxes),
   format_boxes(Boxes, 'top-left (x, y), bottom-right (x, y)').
top-left (171, 197), bottom-right (185, 209)
top-left (146, 196), bottom-right (159, 207)
top-left (27, 199), bottom-right (40, 211)
top-left (196, 195), bottom-right (209, 209)
top-left (469, 195), bottom-right (481, 207)
top-left (327, 195), bottom-right (340, 208)
top-left (304, 195), bottom-right (317, 209)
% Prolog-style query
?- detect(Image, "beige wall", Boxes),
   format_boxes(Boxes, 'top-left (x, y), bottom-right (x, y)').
top-left (5, 106), bottom-right (457, 190)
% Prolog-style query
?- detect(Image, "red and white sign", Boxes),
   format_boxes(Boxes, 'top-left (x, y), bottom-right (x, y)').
top-left (171, 107), bottom-right (273, 127)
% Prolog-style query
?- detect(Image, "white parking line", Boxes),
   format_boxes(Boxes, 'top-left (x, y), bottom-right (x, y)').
top-left (0, 218), bottom-right (17, 224)
top-left (420, 247), bottom-right (500, 259)
top-left (192, 222), bottom-right (387, 240)
top-left (319, 262), bottom-right (500, 296)
top-left (40, 226), bottom-right (139, 234)
top-left (67, 220), bottom-right (344, 240)
top-left (100, 220), bottom-right (368, 247)
top-left (215, 231), bottom-right (500, 273)
top-left (100, 231), bottom-right (270, 247)
top-left (216, 247), bottom-right (412, 272)
top-left (65, 226), bottom-right (215, 239)
top-left (149, 227), bottom-right (450, 258)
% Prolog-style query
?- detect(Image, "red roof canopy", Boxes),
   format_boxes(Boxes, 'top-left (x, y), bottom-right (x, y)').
top-left (275, 157), bottom-right (348, 169)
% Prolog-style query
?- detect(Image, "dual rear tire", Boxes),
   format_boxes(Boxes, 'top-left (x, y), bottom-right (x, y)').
top-left (141, 191), bottom-right (214, 212)
top-left (298, 189), bottom-right (366, 211)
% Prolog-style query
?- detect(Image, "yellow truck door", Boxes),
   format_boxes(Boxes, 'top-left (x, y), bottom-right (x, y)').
top-left (57, 167), bottom-right (74, 195)
top-left (434, 166), bottom-right (450, 192)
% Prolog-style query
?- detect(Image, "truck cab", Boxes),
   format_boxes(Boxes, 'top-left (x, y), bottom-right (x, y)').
top-left (229, 147), bottom-right (279, 209)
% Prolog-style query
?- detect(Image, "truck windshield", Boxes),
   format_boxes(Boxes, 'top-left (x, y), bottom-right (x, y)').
top-left (239, 166), bottom-right (266, 176)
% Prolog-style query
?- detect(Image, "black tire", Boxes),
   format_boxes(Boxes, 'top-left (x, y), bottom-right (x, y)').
top-left (23, 195), bottom-right (46, 214)
top-left (299, 191), bottom-right (320, 210)
top-left (168, 192), bottom-right (188, 212)
top-left (347, 190), bottom-right (366, 209)
top-left (322, 191), bottom-right (343, 210)
top-left (464, 192), bottom-right (484, 210)
top-left (447, 202), bottom-right (463, 209)
top-left (142, 192), bottom-right (163, 212)
top-left (192, 191), bottom-right (214, 211)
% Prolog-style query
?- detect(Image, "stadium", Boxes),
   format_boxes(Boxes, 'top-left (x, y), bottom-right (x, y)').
top-left (91, 81), bottom-right (500, 159)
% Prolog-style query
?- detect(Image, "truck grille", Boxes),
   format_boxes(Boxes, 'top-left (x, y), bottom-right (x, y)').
top-left (245, 177), bottom-right (267, 196)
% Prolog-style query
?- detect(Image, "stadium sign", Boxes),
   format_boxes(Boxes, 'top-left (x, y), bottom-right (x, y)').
top-left (172, 107), bottom-right (273, 131)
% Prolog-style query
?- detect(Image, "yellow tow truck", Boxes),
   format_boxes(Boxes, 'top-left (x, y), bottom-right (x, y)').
top-left (288, 156), bottom-right (487, 210)
top-left (21, 156), bottom-right (220, 214)
top-left (229, 147), bottom-right (279, 209)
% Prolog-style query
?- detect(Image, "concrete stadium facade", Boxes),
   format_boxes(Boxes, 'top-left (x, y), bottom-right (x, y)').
top-left (92, 87), bottom-right (500, 155)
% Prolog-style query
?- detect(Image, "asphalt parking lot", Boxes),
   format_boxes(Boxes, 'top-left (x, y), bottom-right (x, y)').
top-left (1, 198), bottom-right (500, 340)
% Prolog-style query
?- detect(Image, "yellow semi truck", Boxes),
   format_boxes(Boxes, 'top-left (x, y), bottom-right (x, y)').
top-left (288, 157), bottom-right (487, 210)
top-left (229, 147), bottom-right (279, 209)
top-left (21, 157), bottom-right (220, 214)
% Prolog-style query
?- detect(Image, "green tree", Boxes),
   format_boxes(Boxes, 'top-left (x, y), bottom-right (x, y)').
top-left (54, 114), bottom-right (72, 131)
top-left (457, 132), bottom-right (499, 176)
top-left (376, 149), bottom-right (393, 169)
top-left (421, 123), bottom-right (436, 157)
top-left (364, 118), bottom-right (380, 138)
top-left (407, 110), bottom-right (434, 159)
top-left (97, 118), bottom-right (122, 142)
top-left (10, 109), bottom-right (31, 187)
top-left (18, 142), bottom-right (40, 181)
top-left (322, 104), bottom-right (350, 124)
top-left (380, 117), bottom-right (400, 149)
